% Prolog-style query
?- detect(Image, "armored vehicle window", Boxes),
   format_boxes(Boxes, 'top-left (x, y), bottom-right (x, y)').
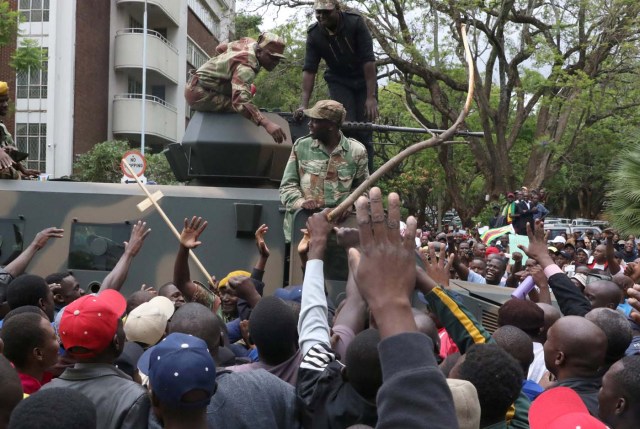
top-left (0, 219), bottom-right (26, 266)
top-left (68, 223), bottom-right (130, 271)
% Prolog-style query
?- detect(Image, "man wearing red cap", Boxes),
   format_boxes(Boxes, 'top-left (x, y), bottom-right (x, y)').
top-left (42, 290), bottom-right (150, 429)
top-left (185, 32), bottom-right (287, 144)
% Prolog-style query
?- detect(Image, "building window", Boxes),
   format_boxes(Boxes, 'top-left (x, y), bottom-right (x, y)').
top-left (18, 0), bottom-right (50, 22)
top-left (187, 0), bottom-right (220, 38)
top-left (128, 76), bottom-right (142, 95)
top-left (187, 39), bottom-right (209, 69)
top-left (14, 122), bottom-right (46, 172)
top-left (16, 48), bottom-right (48, 99)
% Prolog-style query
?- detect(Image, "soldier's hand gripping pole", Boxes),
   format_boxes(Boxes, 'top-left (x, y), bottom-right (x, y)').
top-left (327, 23), bottom-right (476, 222)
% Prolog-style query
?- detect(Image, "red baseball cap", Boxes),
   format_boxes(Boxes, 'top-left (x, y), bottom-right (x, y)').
top-left (59, 289), bottom-right (126, 358)
top-left (530, 387), bottom-right (607, 429)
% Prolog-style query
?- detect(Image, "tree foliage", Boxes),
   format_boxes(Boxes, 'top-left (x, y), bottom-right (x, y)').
top-left (73, 140), bottom-right (180, 185)
top-left (606, 141), bottom-right (640, 235)
top-left (0, 1), bottom-right (46, 71)
top-left (244, 0), bottom-right (640, 224)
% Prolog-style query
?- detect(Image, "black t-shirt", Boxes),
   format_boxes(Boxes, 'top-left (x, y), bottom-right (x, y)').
top-left (303, 11), bottom-right (376, 85)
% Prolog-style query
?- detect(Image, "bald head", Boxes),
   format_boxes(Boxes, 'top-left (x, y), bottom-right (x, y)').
top-left (412, 308), bottom-right (440, 357)
top-left (584, 280), bottom-right (623, 309)
top-left (536, 303), bottom-right (562, 343)
top-left (125, 290), bottom-right (154, 315)
top-left (544, 315), bottom-right (606, 379)
top-left (493, 325), bottom-right (534, 375)
top-left (586, 308), bottom-right (633, 365)
top-left (168, 303), bottom-right (221, 359)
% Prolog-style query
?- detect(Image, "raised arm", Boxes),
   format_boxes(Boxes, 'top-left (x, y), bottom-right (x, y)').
top-left (353, 188), bottom-right (456, 429)
top-left (99, 221), bottom-right (151, 292)
top-left (173, 216), bottom-right (207, 302)
top-left (604, 228), bottom-right (621, 275)
top-left (3, 227), bottom-right (64, 281)
top-left (331, 247), bottom-right (367, 358)
top-left (298, 209), bottom-right (333, 355)
top-left (518, 220), bottom-right (591, 316)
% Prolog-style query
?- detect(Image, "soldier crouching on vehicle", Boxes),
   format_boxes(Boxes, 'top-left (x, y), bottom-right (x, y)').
top-left (0, 81), bottom-right (39, 180)
top-left (185, 32), bottom-right (288, 144)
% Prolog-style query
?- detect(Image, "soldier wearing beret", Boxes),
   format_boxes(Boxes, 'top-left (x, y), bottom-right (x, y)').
top-left (280, 100), bottom-right (369, 242)
top-left (185, 32), bottom-right (287, 144)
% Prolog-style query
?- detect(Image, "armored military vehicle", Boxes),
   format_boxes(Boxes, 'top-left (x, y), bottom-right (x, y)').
top-left (0, 111), bottom-right (522, 331)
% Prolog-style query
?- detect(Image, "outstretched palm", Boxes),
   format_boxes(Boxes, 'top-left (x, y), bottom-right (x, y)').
top-left (180, 216), bottom-right (208, 249)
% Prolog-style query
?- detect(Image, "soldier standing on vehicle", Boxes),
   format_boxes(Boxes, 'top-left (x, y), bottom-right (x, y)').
top-left (280, 100), bottom-right (369, 243)
top-left (184, 32), bottom-right (287, 144)
top-left (0, 81), bottom-right (39, 180)
top-left (294, 0), bottom-right (378, 172)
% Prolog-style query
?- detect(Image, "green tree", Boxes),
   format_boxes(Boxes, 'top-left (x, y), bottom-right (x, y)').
top-left (74, 140), bottom-right (181, 185)
top-left (606, 141), bottom-right (640, 235)
top-left (252, 0), bottom-right (640, 224)
top-left (0, 1), bottom-right (46, 71)
top-left (235, 13), bottom-right (263, 38)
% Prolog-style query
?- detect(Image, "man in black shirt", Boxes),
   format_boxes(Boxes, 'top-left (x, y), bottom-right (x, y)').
top-left (294, 0), bottom-right (378, 172)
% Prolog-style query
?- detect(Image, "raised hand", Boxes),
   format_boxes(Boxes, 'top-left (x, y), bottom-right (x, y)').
top-left (255, 224), bottom-right (270, 258)
top-left (32, 227), bottom-right (64, 250)
top-left (124, 220), bottom-right (151, 257)
top-left (518, 219), bottom-right (554, 268)
top-left (180, 216), bottom-right (207, 249)
top-left (354, 187), bottom-right (418, 338)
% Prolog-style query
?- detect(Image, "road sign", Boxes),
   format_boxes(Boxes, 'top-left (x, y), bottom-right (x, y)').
top-left (121, 150), bottom-right (147, 178)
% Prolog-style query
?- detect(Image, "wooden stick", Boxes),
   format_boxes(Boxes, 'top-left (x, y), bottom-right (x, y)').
top-left (122, 160), bottom-right (214, 284)
top-left (327, 24), bottom-right (476, 221)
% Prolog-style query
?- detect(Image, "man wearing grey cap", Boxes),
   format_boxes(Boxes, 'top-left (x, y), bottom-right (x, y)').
top-left (294, 0), bottom-right (377, 172)
top-left (280, 99), bottom-right (369, 243)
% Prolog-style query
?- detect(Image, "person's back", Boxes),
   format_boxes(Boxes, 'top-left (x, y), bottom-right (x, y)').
top-left (42, 290), bottom-right (149, 429)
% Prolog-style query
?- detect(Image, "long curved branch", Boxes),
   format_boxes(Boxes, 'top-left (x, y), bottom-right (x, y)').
top-left (327, 23), bottom-right (476, 221)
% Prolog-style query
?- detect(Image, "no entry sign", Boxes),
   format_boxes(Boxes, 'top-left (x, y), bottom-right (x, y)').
top-left (121, 150), bottom-right (147, 178)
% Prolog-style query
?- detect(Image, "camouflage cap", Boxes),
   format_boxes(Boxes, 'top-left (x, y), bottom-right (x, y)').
top-left (303, 100), bottom-right (346, 125)
top-left (0, 81), bottom-right (7, 96)
top-left (314, 0), bottom-right (338, 10)
top-left (257, 32), bottom-right (286, 58)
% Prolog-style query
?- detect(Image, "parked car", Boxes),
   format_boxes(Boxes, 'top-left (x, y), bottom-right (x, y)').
top-left (545, 226), bottom-right (571, 241)
top-left (570, 226), bottom-right (602, 237)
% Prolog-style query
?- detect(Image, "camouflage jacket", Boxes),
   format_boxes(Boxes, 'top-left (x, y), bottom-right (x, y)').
top-left (279, 132), bottom-right (369, 241)
top-left (195, 38), bottom-right (265, 125)
top-left (0, 122), bottom-right (19, 180)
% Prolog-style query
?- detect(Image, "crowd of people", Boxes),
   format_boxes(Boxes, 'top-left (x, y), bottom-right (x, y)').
top-left (0, 187), bottom-right (639, 429)
top-left (2, 0), bottom-right (639, 427)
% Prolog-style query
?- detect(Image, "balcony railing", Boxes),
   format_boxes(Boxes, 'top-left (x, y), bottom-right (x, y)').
top-left (113, 93), bottom-right (178, 143)
top-left (114, 28), bottom-right (179, 83)
top-left (115, 0), bottom-right (180, 26)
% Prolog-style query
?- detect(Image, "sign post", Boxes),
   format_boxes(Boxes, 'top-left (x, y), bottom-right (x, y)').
top-left (121, 150), bottom-right (147, 184)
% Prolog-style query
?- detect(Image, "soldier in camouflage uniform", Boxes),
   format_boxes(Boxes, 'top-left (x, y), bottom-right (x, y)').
top-left (280, 100), bottom-right (369, 242)
top-left (185, 32), bottom-right (288, 144)
top-left (0, 81), bottom-right (39, 180)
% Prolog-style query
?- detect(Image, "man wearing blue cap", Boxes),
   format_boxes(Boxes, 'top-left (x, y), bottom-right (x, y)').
top-left (148, 333), bottom-right (217, 429)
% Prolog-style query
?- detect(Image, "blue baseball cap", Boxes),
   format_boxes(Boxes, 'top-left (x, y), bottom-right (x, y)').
top-left (274, 286), bottom-right (302, 303)
top-left (147, 333), bottom-right (217, 408)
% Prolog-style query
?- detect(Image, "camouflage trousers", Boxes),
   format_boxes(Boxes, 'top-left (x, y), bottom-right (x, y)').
top-left (0, 167), bottom-right (20, 180)
top-left (184, 73), bottom-right (233, 113)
